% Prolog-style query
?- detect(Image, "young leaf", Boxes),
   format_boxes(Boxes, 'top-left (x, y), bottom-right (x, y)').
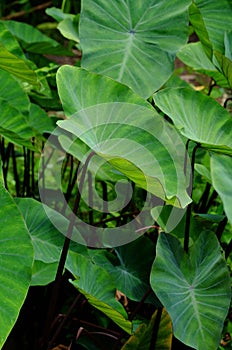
top-left (0, 184), bottom-right (33, 348)
top-left (210, 153), bottom-right (232, 224)
top-left (79, 0), bottom-right (191, 98)
top-left (150, 232), bottom-right (231, 350)
top-left (154, 87), bottom-right (232, 154)
top-left (67, 252), bottom-right (132, 334)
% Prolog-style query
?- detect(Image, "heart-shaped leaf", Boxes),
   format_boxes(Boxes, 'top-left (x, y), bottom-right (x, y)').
top-left (154, 87), bottom-right (232, 154)
top-left (150, 232), bottom-right (231, 350)
top-left (79, 0), bottom-right (191, 98)
top-left (0, 184), bottom-right (33, 348)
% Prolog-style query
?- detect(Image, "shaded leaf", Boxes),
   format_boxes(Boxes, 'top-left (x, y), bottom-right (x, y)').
top-left (150, 232), bottom-right (231, 350)
top-left (122, 309), bottom-right (172, 350)
top-left (80, 0), bottom-right (191, 98)
top-left (68, 253), bottom-right (132, 334)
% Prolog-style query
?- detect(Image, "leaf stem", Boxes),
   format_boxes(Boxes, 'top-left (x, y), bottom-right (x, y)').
top-left (184, 143), bottom-right (199, 253)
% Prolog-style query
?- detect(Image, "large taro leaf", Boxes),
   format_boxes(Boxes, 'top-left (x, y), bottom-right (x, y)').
top-left (191, 0), bottom-right (232, 54)
top-left (121, 309), bottom-right (172, 350)
top-left (177, 43), bottom-right (230, 88)
top-left (57, 66), bottom-right (191, 208)
top-left (210, 154), bottom-right (232, 225)
top-left (150, 232), bottom-right (231, 350)
top-left (0, 184), bottom-right (33, 348)
top-left (79, 0), bottom-right (191, 98)
top-left (67, 252), bottom-right (132, 334)
top-left (154, 87), bottom-right (232, 155)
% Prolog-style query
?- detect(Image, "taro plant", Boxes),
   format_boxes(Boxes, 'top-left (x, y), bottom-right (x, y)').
top-left (0, 1), bottom-right (232, 350)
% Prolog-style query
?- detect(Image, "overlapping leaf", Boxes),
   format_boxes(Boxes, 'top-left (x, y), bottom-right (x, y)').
top-left (57, 66), bottom-right (191, 208)
top-left (80, 0), bottom-right (191, 98)
top-left (150, 232), bottom-right (231, 350)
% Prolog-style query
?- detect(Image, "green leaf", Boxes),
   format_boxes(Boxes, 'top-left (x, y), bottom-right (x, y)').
top-left (114, 236), bottom-right (156, 302)
top-left (214, 51), bottom-right (232, 89)
top-left (224, 31), bottom-right (232, 61)
top-left (57, 66), bottom-right (191, 208)
top-left (210, 154), bottom-right (232, 224)
top-left (177, 43), bottom-right (229, 88)
top-left (0, 45), bottom-right (38, 85)
top-left (121, 309), bottom-right (172, 350)
top-left (79, 0), bottom-right (191, 98)
top-left (0, 184), bottom-right (33, 348)
top-left (46, 7), bottom-right (75, 22)
top-left (0, 21), bottom-right (25, 59)
top-left (90, 236), bottom-right (158, 304)
top-left (188, 2), bottom-right (213, 59)
top-left (192, 0), bottom-right (232, 53)
top-left (31, 260), bottom-right (58, 286)
top-left (15, 198), bottom-right (87, 263)
top-left (67, 253), bottom-right (132, 334)
top-left (150, 232), bottom-right (231, 350)
top-left (154, 87), bottom-right (232, 154)
top-left (57, 16), bottom-right (79, 43)
top-left (4, 20), bottom-right (72, 56)
top-left (28, 103), bottom-right (56, 136)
